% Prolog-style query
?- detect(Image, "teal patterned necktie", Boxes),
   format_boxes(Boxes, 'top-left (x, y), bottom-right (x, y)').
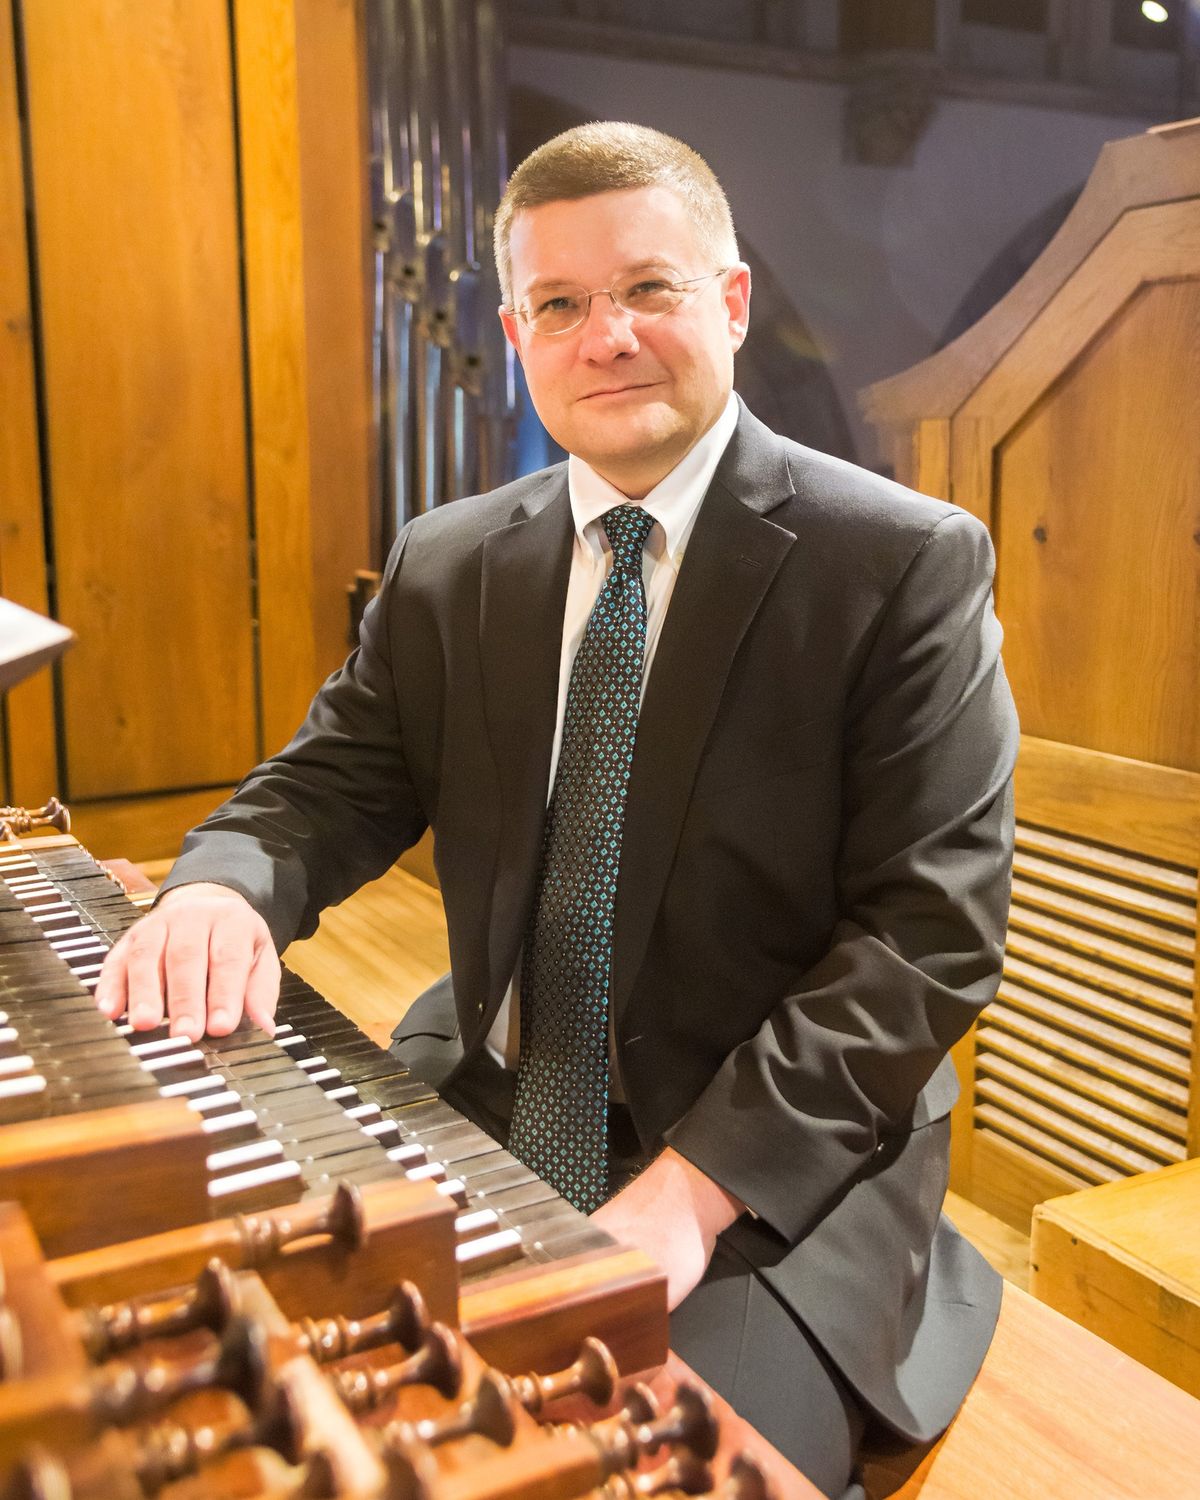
top-left (508, 504), bottom-right (656, 1212)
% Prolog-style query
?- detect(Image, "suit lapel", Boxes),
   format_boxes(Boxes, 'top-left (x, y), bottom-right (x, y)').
top-left (479, 474), bottom-right (574, 1009)
top-left (611, 408), bottom-right (798, 1027)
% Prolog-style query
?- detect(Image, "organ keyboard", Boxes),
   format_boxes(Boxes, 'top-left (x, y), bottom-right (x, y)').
top-left (0, 835), bottom-right (613, 1279)
top-left (0, 827), bottom-right (819, 1498)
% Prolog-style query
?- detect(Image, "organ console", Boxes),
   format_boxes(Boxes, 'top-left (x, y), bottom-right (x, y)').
top-left (0, 823), bottom-right (821, 1499)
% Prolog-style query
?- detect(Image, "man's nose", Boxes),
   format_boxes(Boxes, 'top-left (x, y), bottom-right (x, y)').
top-left (576, 292), bottom-right (639, 360)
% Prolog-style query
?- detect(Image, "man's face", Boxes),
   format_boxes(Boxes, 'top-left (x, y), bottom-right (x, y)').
top-left (500, 186), bottom-right (750, 498)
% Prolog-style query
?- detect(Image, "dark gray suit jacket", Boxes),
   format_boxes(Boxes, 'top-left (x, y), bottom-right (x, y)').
top-left (164, 402), bottom-right (1018, 1441)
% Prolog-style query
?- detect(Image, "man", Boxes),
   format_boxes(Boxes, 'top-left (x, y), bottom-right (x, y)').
top-left (97, 124), bottom-right (1018, 1494)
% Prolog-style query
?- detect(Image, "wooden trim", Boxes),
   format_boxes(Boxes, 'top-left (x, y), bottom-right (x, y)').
top-left (234, 0), bottom-right (318, 752)
top-left (1192, 946), bottom-right (1200, 1158)
top-left (0, 4), bottom-right (56, 803)
top-left (947, 415), bottom-right (994, 527)
top-left (913, 417), bottom-right (950, 500)
top-left (235, 0), bottom-right (374, 749)
top-left (1013, 736), bottom-right (1200, 867)
top-left (960, 198), bottom-right (1200, 438)
top-left (861, 122), bottom-right (1200, 430)
top-left (293, 0), bottom-right (373, 681)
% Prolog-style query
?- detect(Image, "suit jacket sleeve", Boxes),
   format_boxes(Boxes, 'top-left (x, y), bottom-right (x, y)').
top-left (664, 511), bottom-right (1018, 1245)
top-left (159, 528), bottom-right (428, 953)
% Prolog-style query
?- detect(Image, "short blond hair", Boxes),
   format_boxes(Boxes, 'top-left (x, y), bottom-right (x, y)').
top-left (495, 122), bottom-right (738, 306)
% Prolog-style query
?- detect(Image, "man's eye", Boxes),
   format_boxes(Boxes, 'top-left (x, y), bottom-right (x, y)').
top-left (624, 279), bottom-right (672, 300)
top-left (534, 294), bottom-right (580, 315)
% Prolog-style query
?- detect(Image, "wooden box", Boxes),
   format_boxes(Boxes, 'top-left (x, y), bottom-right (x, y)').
top-left (1030, 1158), bottom-right (1200, 1398)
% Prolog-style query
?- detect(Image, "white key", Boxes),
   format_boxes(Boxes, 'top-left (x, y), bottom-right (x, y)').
top-left (53, 940), bottom-right (107, 958)
top-left (344, 1102), bottom-right (381, 1121)
top-left (140, 1049), bottom-right (205, 1074)
top-left (200, 1107), bottom-right (257, 1133)
top-left (0, 1055), bottom-right (34, 1078)
top-left (189, 1091), bottom-right (242, 1115)
top-left (207, 1159), bottom-right (301, 1200)
top-left (0, 1074), bottom-right (46, 1100)
top-left (363, 1119), bottom-right (399, 1139)
top-left (406, 1161), bottom-right (445, 1182)
top-left (386, 1142), bottom-right (426, 1166)
top-left (129, 1035), bottom-right (195, 1058)
top-left (455, 1209), bottom-right (500, 1237)
top-left (206, 1138), bottom-right (283, 1173)
top-left (160, 1073), bottom-right (228, 1098)
top-left (324, 1085), bottom-right (357, 1102)
top-left (307, 1068), bottom-right (341, 1086)
top-left (455, 1229), bottom-right (522, 1264)
top-left (296, 1055), bottom-right (328, 1071)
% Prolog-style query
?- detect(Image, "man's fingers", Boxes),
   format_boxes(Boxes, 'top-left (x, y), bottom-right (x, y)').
top-left (94, 885), bottom-right (272, 1041)
top-left (94, 942), bottom-right (130, 1022)
top-left (243, 943), bottom-right (281, 1038)
top-left (119, 921), bottom-right (169, 1031)
top-left (203, 922), bottom-right (260, 1036)
top-left (163, 922), bottom-right (217, 1042)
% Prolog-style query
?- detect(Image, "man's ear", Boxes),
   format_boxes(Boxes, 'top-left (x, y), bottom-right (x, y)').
top-left (725, 264), bottom-right (751, 351)
top-left (499, 307), bottom-right (523, 360)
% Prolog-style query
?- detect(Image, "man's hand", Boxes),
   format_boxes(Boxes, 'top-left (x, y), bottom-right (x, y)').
top-left (590, 1146), bottom-right (745, 1310)
top-left (94, 883), bottom-right (280, 1042)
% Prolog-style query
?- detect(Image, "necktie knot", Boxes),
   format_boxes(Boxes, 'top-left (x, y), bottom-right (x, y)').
top-left (602, 505), bottom-right (655, 577)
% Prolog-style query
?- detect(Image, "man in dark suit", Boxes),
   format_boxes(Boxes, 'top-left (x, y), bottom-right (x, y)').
top-left (98, 123), bottom-right (1018, 1494)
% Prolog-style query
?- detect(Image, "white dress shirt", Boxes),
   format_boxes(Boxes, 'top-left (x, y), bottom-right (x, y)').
top-left (485, 393), bottom-right (739, 1085)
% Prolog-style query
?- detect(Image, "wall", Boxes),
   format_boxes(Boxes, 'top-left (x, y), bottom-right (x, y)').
top-left (509, 43), bottom-right (1153, 467)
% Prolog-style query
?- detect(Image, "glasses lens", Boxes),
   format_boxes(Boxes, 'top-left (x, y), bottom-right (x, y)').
top-left (525, 287), bottom-right (588, 335)
top-left (612, 275), bottom-right (684, 318)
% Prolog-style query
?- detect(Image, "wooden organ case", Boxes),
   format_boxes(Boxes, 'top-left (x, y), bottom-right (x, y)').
top-left (0, 827), bottom-right (817, 1500)
top-left (862, 118), bottom-right (1200, 1231)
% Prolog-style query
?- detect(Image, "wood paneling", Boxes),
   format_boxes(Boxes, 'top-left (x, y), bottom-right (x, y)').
top-left (294, 0), bottom-right (374, 683)
top-left (68, 785), bottom-right (234, 865)
top-left (19, 0), bottom-right (257, 799)
top-left (863, 123), bottom-right (1200, 1232)
top-left (234, 0), bottom-right (318, 751)
top-left (0, 9), bottom-right (55, 802)
top-left (995, 278), bottom-right (1199, 772)
top-left (968, 753), bottom-right (1198, 1228)
top-left (235, 0), bottom-right (373, 752)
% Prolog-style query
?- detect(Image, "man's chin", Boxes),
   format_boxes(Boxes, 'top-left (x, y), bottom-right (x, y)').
top-left (572, 408), bottom-right (681, 459)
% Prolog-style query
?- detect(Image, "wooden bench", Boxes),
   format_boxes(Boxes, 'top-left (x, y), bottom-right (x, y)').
top-left (1031, 1158), bottom-right (1200, 1400)
top-left (859, 1282), bottom-right (1200, 1498)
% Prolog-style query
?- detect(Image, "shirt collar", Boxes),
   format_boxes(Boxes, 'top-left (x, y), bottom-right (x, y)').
top-left (567, 392), bottom-right (739, 564)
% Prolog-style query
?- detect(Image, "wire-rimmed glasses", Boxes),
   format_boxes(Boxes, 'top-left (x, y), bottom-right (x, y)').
top-left (505, 268), bottom-right (731, 337)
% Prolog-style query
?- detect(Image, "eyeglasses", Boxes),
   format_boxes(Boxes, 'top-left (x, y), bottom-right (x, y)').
top-left (506, 268), bottom-right (731, 337)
